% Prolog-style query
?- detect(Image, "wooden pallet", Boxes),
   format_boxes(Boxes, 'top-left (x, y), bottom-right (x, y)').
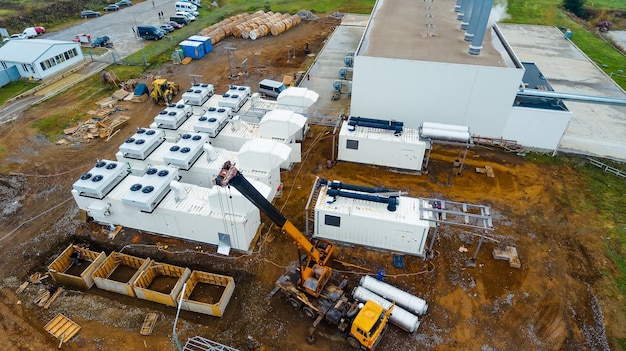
top-left (44, 314), bottom-right (81, 344)
top-left (140, 312), bottom-right (158, 335)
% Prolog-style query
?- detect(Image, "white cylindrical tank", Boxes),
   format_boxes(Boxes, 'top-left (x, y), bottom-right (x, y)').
top-left (352, 286), bottom-right (420, 333)
top-left (170, 180), bottom-right (187, 202)
top-left (421, 122), bottom-right (469, 133)
top-left (420, 127), bottom-right (471, 143)
top-left (203, 143), bottom-right (217, 161)
top-left (360, 275), bottom-right (428, 315)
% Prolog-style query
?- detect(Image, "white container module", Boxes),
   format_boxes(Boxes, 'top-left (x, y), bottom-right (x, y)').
top-left (359, 275), bottom-right (428, 316)
top-left (182, 83), bottom-right (214, 106)
top-left (352, 286), bottom-right (421, 333)
top-left (259, 109), bottom-right (308, 142)
top-left (162, 133), bottom-right (208, 170)
top-left (121, 165), bottom-right (179, 212)
top-left (218, 85), bottom-right (251, 112)
top-left (118, 128), bottom-right (165, 160)
top-left (154, 103), bottom-right (193, 130)
top-left (313, 180), bottom-right (435, 257)
top-left (73, 160), bottom-right (129, 199)
top-left (338, 120), bottom-right (429, 172)
top-left (419, 122), bottom-right (471, 143)
top-left (194, 106), bottom-right (233, 137)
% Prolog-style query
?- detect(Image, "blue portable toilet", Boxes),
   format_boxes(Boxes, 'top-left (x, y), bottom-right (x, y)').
top-left (187, 35), bottom-right (212, 55)
top-left (179, 40), bottom-right (205, 60)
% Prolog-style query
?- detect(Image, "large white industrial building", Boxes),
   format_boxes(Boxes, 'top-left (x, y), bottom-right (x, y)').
top-left (349, 0), bottom-right (572, 150)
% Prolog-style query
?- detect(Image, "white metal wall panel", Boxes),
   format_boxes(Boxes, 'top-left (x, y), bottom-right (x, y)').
top-left (350, 56), bottom-right (524, 139)
top-left (503, 106), bottom-right (572, 150)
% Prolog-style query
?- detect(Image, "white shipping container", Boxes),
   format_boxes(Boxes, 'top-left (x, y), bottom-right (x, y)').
top-left (313, 182), bottom-right (435, 256)
top-left (338, 121), bottom-right (429, 171)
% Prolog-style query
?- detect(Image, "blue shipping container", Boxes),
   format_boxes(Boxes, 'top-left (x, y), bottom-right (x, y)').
top-left (187, 35), bottom-right (213, 55)
top-left (179, 40), bottom-right (205, 60)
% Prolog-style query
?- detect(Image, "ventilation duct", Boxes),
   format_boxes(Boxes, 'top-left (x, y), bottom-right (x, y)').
top-left (460, 0), bottom-right (475, 30)
top-left (203, 143), bottom-right (218, 161)
top-left (170, 180), bottom-right (187, 202)
top-left (230, 115), bottom-right (241, 131)
top-left (464, 0), bottom-right (484, 42)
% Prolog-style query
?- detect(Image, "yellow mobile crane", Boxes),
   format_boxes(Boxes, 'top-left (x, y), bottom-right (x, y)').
top-left (216, 161), bottom-right (392, 350)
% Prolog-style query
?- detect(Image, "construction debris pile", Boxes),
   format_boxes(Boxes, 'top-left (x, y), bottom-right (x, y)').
top-left (57, 97), bottom-right (130, 144)
top-left (200, 11), bottom-right (301, 44)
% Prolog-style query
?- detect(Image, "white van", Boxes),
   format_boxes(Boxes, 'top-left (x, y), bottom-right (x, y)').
top-left (22, 27), bottom-right (38, 38)
top-left (174, 2), bottom-right (199, 16)
top-left (258, 79), bottom-right (287, 98)
top-left (175, 11), bottom-right (197, 21)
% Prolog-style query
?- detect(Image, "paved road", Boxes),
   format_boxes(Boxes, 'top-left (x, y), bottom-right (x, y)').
top-left (0, 0), bottom-right (183, 125)
top-left (43, 0), bottom-right (180, 58)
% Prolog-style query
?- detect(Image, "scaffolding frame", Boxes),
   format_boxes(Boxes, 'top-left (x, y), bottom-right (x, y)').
top-left (419, 198), bottom-right (494, 266)
top-left (183, 336), bottom-right (240, 351)
top-left (421, 139), bottom-right (472, 175)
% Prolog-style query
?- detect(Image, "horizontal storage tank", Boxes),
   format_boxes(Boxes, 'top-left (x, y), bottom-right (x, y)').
top-left (353, 286), bottom-right (420, 333)
top-left (360, 275), bottom-right (428, 315)
top-left (419, 127), bottom-right (471, 143)
top-left (421, 122), bottom-right (469, 132)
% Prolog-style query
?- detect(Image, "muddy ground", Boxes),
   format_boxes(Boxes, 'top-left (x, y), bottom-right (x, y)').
top-left (0, 16), bottom-right (622, 351)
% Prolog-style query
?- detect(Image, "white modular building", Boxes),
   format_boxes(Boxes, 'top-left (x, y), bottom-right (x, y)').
top-left (219, 85), bottom-right (251, 112)
top-left (181, 82), bottom-right (214, 106)
top-left (312, 180), bottom-right (435, 257)
top-left (0, 39), bottom-right (84, 80)
top-left (212, 117), bottom-right (301, 169)
top-left (72, 162), bottom-right (270, 252)
top-left (116, 135), bottom-right (288, 199)
top-left (349, 0), bottom-right (572, 151)
top-left (338, 118), bottom-right (429, 171)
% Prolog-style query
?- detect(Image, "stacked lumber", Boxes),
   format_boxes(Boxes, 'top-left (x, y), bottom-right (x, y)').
top-left (57, 104), bottom-right (130, 145)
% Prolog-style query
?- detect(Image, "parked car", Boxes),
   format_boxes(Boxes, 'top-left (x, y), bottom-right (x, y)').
top-left (159, 24), bottom-right (174, 33)
top-left (22, 28), bottom-right (38, 38)
top-left (166, 21), bottom-right (183, 29)
top-left (72, 33), bottom-right (91, 44)
top-left (169, 15), bottom-right (190, 26)
top-left (91, 36), bottom-right (113, 48)
top-left (2, 33), bottom-right (27, 43)
top-left (81, 10), bottom-right (101, 18)
top-left (104, 4), bottom-right (119, 11)
top-left (175, 11), bottom-right (196, 21)
top-left (115, 0), bottom-right (133, 7)
top-left (136, 25), bottom-right (164, 40)
top-left (34, 26), bottom-right (46, 34)
top-left (181, 0), bottom-right (201, 8)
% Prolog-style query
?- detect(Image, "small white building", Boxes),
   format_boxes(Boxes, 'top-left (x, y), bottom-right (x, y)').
top-left (313, 180), bottom-right (435, 257)
top-left (0, 39), bottom-right (84, 80)
top-left (338, 118), bottom-right (429, 172)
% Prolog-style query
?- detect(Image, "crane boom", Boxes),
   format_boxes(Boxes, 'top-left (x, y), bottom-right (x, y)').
top-left (215, 161), bottom-right (334, 297)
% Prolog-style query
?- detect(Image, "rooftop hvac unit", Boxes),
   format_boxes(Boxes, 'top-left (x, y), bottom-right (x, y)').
top-left (194, 106), bottom-right (233, 137)
top-left (121, 165), bottom-right (178, 212)
top-left (73, 160), bottom-right (129, 199)
top-left (119, 128), bottom-right (165, 160)
top-left (163, 133), bottom-right (208, 170)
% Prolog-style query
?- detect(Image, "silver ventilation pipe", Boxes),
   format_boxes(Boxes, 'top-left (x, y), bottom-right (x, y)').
top-left (517, 88), bottom-right (626, 106)
top-left (460, 0), bottom-right (475, 30)
top-left (464, 0), bottom-right (483, 40)
top-left (455, 0), bottom-right (462, 12)
top-left (469, 0), bottom-right (494, 55)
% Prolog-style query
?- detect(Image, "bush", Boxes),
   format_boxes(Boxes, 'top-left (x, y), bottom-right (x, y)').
top-left (563, 0), bottom-right (586, 18)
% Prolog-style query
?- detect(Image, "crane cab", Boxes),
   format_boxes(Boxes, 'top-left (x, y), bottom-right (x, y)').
top-left (348, 301), bottom-right (392, 350)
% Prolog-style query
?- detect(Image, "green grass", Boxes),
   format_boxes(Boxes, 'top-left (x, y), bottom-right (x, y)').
top-left (0, 80), bottom-right (40, 105)
top-left (81, 47), bottom-right (109, 56)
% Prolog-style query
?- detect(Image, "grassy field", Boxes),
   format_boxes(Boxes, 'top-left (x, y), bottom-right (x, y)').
top-left (0, 80), bottom-right (39, 105)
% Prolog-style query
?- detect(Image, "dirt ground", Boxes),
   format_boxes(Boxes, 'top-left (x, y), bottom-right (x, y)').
top-left (0, 16), bottom-right (622, 351)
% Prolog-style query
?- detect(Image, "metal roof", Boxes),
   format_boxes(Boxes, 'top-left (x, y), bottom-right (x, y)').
top-left (0, 39), bottom-right (78, 63)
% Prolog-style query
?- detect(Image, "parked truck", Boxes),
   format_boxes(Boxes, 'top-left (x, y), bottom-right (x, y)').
top-left (215, 161), bottom-right (393, 350)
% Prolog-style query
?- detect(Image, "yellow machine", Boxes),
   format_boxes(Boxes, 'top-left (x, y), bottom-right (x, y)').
top-left (150, 78), bottom-right (179, 104)
top-left (216, 161), bottom-right (392, 350)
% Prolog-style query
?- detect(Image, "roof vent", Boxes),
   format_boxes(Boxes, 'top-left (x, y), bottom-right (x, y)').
top-left (135, 139), bottom-right (145, 145)
top-left (223, 93), bottom-right (230, 98)
top-left (136, 128), bottom-right (146, 134)
top-left (231, 94), bottom-right (239, 98)
top-left (238, 87), bottom-right (245, 91)
top-left (159, 110), bottom-right (168, 115)
top-left (168, 111), bottom-right (177, 116)
top-left (170, 145), bottom-right (180, 152)
top-left (201, 84), bottom-right (208, 87)
top-left (125, 138), bottom-right (135, 143)
top-left (230, 86), bottom-right (237, 90)
top-left (182, 134), bottom-right (191, 139)
top-left (194, 90), bottom-right (201, 93)
top-left (168, 103), bottom-right (176, 107)
top-left (146, 168), bottom-right (158, 175)
top-left (106, 163), bottom-right (117, 169)
top-left (95, 161), bottom-right (107, 168)
top-left (208, 117), bottom-right (217, 122)
top-left (192, 135), bottom-right (202, 141)
top-left (199, 116), bottom-right (207, 121)
top-left (142, 186), bottom-right (154, 193)
top-left (208, 107), bottom-right (216, 112)
top-left (186, 88), bottom-right (194, 92)
top-left (180, 147), bottom-right (191, 153)
top-left (146, 130), bottom-right (156, 135)
top-left (80, 173), bottom-right (92, 180)
top-left (157, 170), bottom-right (169, 177)
top-left (130, 183), bottom-right (142, 191)
top-left (217, 108), bottom-right (226, 113)
top-left (193, 83), bottom-right (200, 86)
top-left (92, 175), bottom-right (104, 182)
